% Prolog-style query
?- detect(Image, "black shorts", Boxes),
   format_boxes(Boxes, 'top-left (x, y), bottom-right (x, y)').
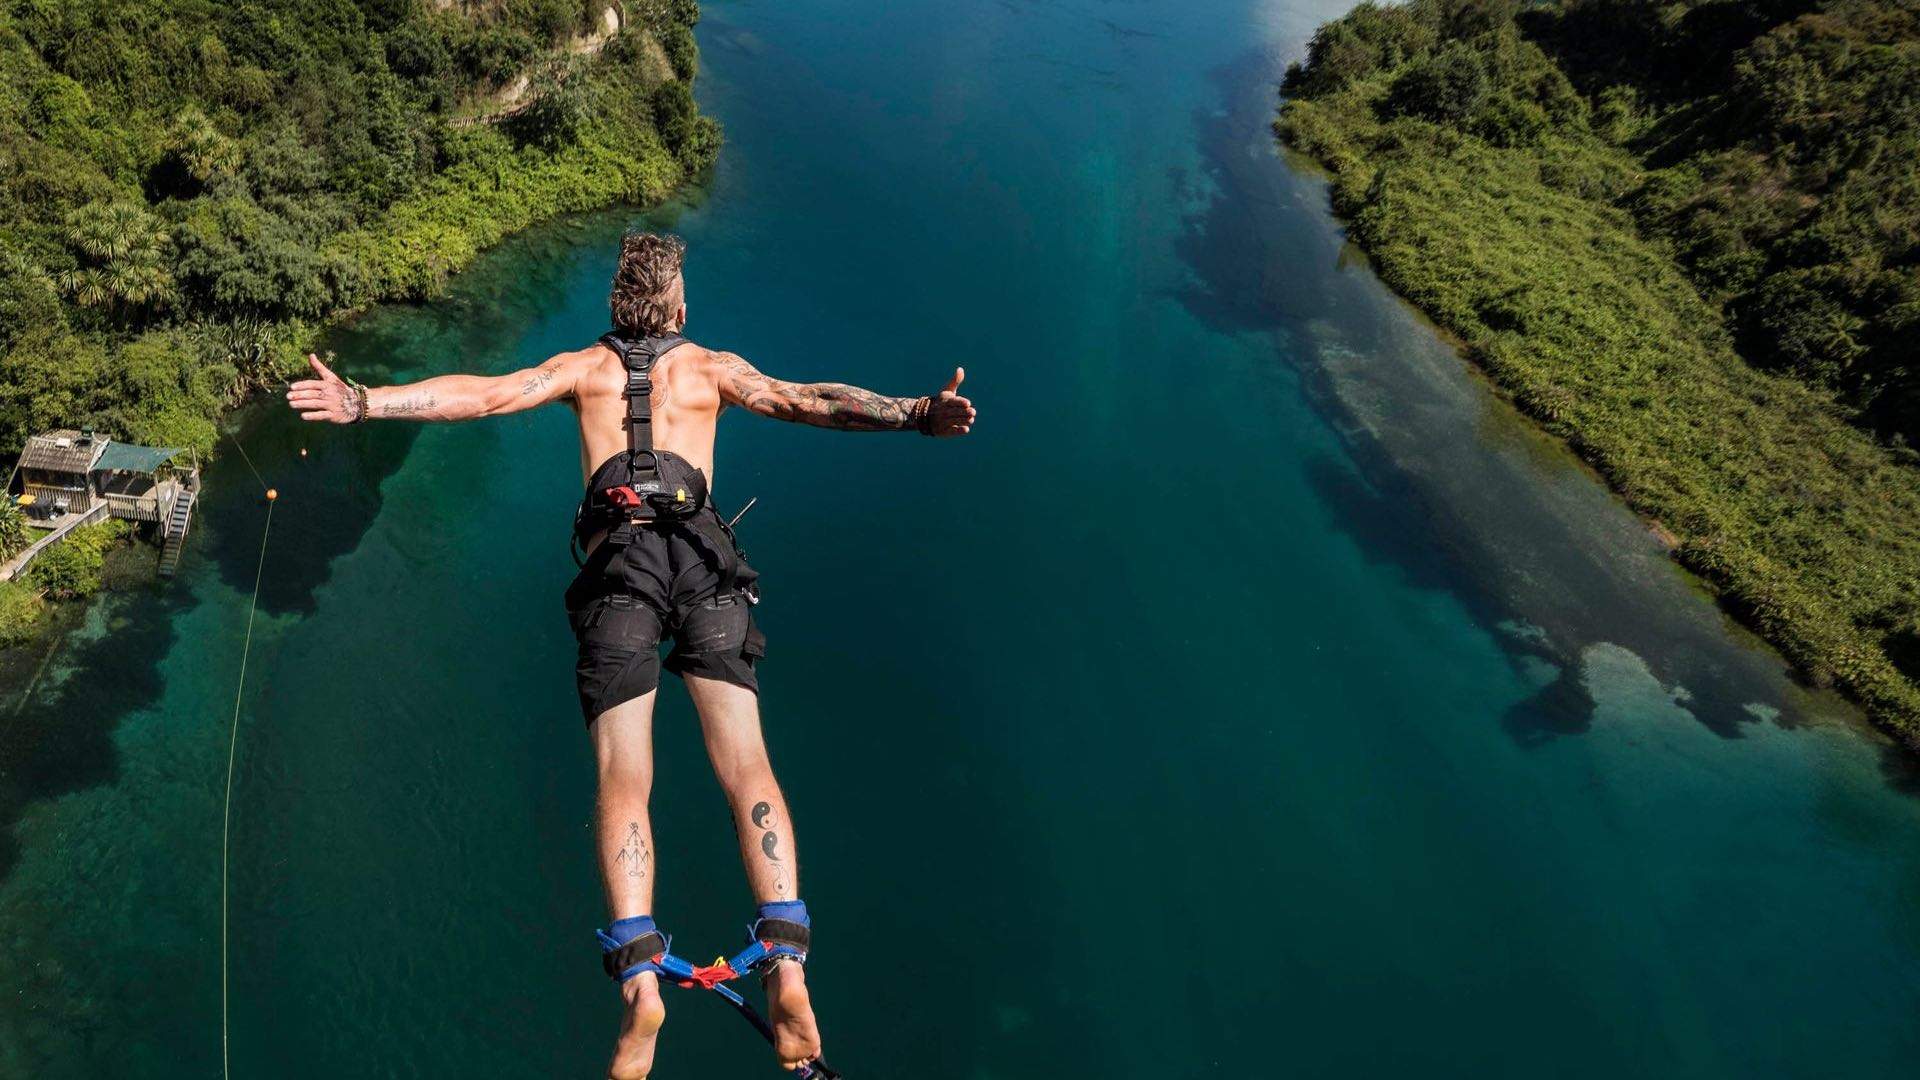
top-left (564, 510), bottom-right (764, 724)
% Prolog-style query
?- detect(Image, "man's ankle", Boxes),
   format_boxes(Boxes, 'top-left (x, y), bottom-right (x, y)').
top-left (608, 914), bottom-right (658, 943)
top-left (756, 900), bottom-right (808, 924)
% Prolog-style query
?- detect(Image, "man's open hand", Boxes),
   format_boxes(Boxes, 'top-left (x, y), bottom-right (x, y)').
top-left (927, 368), bottom-right (975, 437)
top-left (287, 354), bottom-right (361, 423)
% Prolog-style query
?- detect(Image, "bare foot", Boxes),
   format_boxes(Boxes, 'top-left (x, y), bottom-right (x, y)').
top-left (764, 961), bottom-right (823, 1070)
top-left (608, 972), bottom-right (665, 1079)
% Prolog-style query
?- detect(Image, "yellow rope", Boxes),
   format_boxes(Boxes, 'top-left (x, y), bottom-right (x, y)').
top-left (224, 429), bottom-right (268, 493)
top-left (221, 494), bottom-right (274, 1080)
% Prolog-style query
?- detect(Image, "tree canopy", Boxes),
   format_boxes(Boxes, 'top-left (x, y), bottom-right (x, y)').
top-left (1280, 0), bottom-right (1920, 749)
top-left (0, 0), bottom-right (719, 457)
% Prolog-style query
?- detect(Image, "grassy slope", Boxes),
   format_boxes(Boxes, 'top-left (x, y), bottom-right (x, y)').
top-left (1281, 77), bottom-right (1920, 750)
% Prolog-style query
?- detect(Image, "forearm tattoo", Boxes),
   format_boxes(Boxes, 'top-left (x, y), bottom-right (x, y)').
top-left (380, 392), bottom-right (439, 417)
top-left (751, 800), bottom-right (791, 897)
top-left (616, 821), bottom-right (651, 881)
top-left (722, 353), bottom-right (916, 430)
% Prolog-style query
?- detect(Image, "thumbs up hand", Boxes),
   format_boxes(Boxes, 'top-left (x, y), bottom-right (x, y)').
top-left (925, 367), bottom-right (975, 437)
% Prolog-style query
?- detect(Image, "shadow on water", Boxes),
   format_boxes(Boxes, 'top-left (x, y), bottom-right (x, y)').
top-left (1172, 45), bottom-right (1809, 751)
top-left (0, 585), bottom-right (192, 881)
top-left (1880, 743), bottom-right (1920, 796)
top-left (1299, 456), bottom-right (1600, 742)
top-left (205, 409), bottom-right (425, 616)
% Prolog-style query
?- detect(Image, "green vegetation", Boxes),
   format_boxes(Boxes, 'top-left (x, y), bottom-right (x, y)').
top-left (0, 499), bottom-right (35, 647)
top-left (0, 580), bottom-right (41, 647)
top-left (1278, 0), bottom-right (1920, 749)
top-left (0, 0), bottom-right (719, 460)
top-left (25, 519), bottom-right (125, 600)
top-left (0, 514), bottom-right (128, 646)
top-left (0, 498), bottom-right (26, 559)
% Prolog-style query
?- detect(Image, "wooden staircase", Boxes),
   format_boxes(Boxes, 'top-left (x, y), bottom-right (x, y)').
top-left (158, 489), bottom-right (195, 577)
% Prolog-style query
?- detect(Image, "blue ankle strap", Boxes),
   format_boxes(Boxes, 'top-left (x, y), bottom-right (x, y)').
top-left (747, 899), bottom-right (810, 967)
top-left (596, 915), bottom-right (669, 982)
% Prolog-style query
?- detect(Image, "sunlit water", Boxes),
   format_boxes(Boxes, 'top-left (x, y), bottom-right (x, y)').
top-left (3, 2), bottom-right (1918, 1076)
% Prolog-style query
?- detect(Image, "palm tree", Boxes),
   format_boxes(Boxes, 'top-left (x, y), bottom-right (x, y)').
top-left (60, 201), bottom-right (175, 317)
top-left (169, 107), bottom-right (242, 183)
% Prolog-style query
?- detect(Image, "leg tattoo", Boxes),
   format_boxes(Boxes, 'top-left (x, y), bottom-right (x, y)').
top-left (616, 821), bottom-right (651, 882)
top-left (751, 800), bottom-right (792, 898)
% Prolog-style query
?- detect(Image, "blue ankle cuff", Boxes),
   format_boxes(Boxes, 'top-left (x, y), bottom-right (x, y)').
top-left (606, 915), bottom-right (658, 946)
top-left (756, 900), bottom-right (809, 927)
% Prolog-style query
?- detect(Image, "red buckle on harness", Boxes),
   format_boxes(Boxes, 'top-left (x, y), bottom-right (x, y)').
top-left (680, 960), bottom-right (738, 990)
top-left (604, 485), bottom-right (643, 508)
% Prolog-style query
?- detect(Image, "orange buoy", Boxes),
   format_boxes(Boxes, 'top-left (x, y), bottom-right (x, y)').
top-left (266, 488), bottom-right (279, 501)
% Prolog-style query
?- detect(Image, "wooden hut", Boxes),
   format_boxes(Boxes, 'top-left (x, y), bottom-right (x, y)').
top-left (4, 430), bottom-right (202, 580)
top-left (16, 429), bottom-right (108, 518)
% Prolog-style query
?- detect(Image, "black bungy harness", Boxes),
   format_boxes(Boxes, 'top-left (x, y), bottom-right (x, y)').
top-left (571, 331), bottom-right (748, 595)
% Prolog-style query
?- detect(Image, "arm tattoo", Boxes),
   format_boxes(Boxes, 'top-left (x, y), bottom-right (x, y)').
top-left (519, 364), bottom-right (559, 396)
top-left (721, 353), bottom-right (916, 430)
top-left (616, 821), bottom-right (650, 881)
top-left (380, 392), bottom-right (438, 416)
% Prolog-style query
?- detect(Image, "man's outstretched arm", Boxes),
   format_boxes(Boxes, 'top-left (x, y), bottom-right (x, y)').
top-left (286, 353), bottom-right (579, 423)
top-left (715, 352), bottom-right (976, 436)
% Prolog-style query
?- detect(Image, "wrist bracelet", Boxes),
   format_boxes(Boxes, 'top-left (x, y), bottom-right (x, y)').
top-left (758, 953), bottom-right (803, 983)
top-left (910, 395), bottom-right (933, 435)
top-left (348, 380), bottom-right (370, 423)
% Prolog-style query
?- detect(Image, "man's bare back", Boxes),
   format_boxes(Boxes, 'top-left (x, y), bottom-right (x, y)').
top-left (568, 340), bottom-right (722, 484)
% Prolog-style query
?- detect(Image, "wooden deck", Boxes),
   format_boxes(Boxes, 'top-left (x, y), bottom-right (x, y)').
top-left (99, 477), bottom-right (185, 525)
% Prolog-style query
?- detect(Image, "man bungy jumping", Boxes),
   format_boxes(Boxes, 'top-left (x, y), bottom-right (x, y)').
top-left (286, 231), bottom-right (975, 1077)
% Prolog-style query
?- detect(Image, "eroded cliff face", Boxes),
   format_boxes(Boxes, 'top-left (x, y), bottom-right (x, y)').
top-left (429, 0), bottom-right (623, 38)
top-left (484, 5), bottom-right (636, 115)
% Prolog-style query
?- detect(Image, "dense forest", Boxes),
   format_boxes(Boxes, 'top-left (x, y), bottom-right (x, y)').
top-left (0, 0), bottom-right (717, 460)
top-left (0, 0), bottom-right (716, 642)
top-left (1279, 0), bottom-right (1920, 748)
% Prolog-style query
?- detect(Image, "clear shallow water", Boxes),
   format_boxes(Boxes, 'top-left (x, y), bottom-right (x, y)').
top-left (5, 1), bottom-right (1920, 1076)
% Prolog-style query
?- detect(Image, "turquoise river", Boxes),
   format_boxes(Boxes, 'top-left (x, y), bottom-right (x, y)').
top-left (3, 1), bottom-right (1919, 1076)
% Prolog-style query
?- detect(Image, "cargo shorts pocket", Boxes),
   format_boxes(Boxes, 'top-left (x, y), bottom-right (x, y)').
top-left (571, 598), bottom-right (665, 723)
top-left (674, 595), bottom-right (751, 654)
top-left (741, 612), bottom-right (766, 660)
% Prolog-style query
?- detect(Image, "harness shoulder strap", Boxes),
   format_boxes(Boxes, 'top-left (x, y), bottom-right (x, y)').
top-left (599, 330), bottom-right (688, 458)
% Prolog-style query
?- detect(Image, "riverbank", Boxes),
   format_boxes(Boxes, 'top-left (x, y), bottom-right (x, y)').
top-left (1276, 0), bottom-right (1920, 752)
top-left (0, 1), bottom-right (718, 654)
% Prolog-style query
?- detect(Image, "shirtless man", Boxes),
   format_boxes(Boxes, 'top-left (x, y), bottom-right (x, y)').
top-left (286, 231), bottom-right (975, 1077)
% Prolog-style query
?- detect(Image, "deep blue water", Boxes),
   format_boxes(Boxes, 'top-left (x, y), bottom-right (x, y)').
top-left (3, 1), bottom-right (1918, 1077)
